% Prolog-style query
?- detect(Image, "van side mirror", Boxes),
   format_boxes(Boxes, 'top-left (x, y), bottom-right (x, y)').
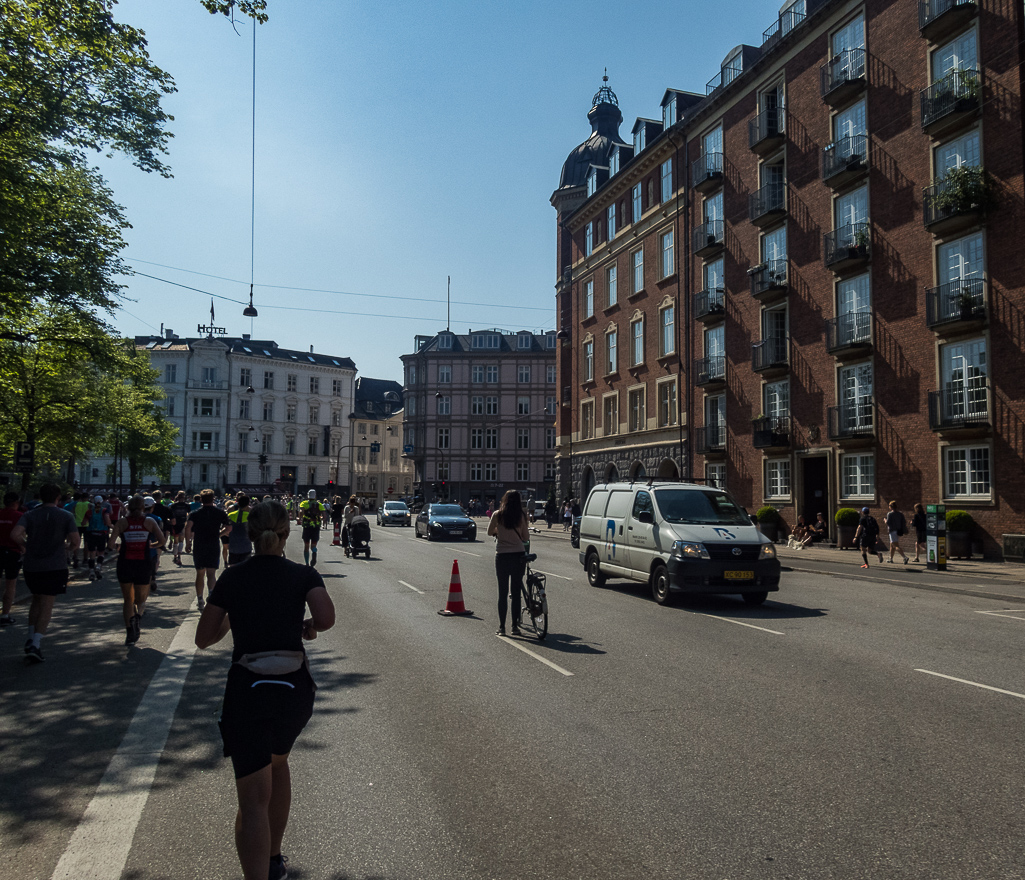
top-left (637, 510), bottom-right (654, 524)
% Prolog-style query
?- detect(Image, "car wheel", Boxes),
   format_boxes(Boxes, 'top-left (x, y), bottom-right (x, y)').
top-left (742, 591), bottom-right (768, 606)
top-left (651, 563), bottom-right (672, 605)
top-left (585, 551), bottom-right (606, 588)
top-left (426, 530), bottom-right (434, 542)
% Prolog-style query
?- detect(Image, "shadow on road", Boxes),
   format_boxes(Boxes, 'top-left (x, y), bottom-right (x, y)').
top-left (526, 631), bottom-right (606, 655)
top-left (590, 580), bottom-right (826, 619)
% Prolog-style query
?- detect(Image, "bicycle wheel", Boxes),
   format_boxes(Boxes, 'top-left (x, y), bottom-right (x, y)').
top-left (527, 579), bottom-right (547, 641)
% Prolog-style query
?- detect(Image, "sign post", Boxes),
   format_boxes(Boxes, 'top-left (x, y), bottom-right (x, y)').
top-left (15, 440), bottom-right (34, 471)
top-left (926, 503), bottom-right (946, 571)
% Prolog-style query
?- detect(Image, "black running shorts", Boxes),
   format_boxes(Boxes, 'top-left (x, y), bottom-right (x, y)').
top-left (193, 544), bottom-right (220, 571)
top-left (301, 526), bottom-right (320, 543)
top-left (24, 568), bottom-right (69, 596)
top-left (116, 559), bottom-right (152, 586)
top-left (85, 532), bottom-right (108, 553)
top-left (0, 547), bottom-right (22, 581)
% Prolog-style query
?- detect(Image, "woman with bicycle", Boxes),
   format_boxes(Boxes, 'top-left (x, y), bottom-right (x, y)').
top-left (487, 490), bottom-right (530, 637)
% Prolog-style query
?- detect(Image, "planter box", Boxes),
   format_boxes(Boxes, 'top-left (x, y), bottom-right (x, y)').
top-left (947, 530), bottom-right (971, 559)
top-left (758, 522), bottom-right (779, 543)
top-left (837, 525), bottom-right (858, 549)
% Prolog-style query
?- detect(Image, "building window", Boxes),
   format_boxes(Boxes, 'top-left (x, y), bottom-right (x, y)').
top-left (603, 394), bottom-right (618, 436)
top-left (437, 395), bottom-right (451, 415)
top-left (546, 365), bottom-right (557, 384)
top-left (660, 305), bottom-right (675, 357)
top-left (191, 431), bottom-right (219, 451)
top-left (193, 397), bottom-right (221, 417)
top-left (586, 168), bottom-right (597, 197)
top-left (486, 365), bottom-right (499, 383)
top-left (609, 147), bottom-right (620, 177)
top-left (472, 333), bottom-right (500, 350)
top-left (331, 410), bottom-right (341, 426)
top-left (238, 432), bottom-right (250, 453)
top-left (306, 405), bottom-right (318, 424)
top-left (239, 367), bottom-right (251, 387)
top-left (518, 365), bottom-right (531, 383)
top-left (164, 363), bottom-right (177, 384)
top-left (546, 427), bottom-right (556, 449)
top-left (357, 446), bottom-right (366, 464)
top-left (308, 466), bottom-right (317, 485)
top-left (201, 367), bottom-right (217, 385)
top-left (660, 229), bottom-right (674, 279)
top-left (632, 183), bottom-right (642, 223)
top-left (582, 341), bottom-right (594, 382)
top-left (663, 99), bottom-right (677, 130)
top-left (236, 463), bottom-right (247, 483)
top-left (581, 400), bottom-right (594, 439)
top-left (308, 436), bottom-right (318, 455)
top-left (438, 332), bottom-right (453, 350)
top-left (199, 463), bottom-right (210, 484)
top-left (518, 332), bottom-right (532, 350)
top-left (841, 452), bottom-right (875, 498)
top-left (706, 463), bottom-right (726, 489)
top-left (584, 279), bottom-right (594, 317)
top-left (517, 396), bottom-right (530, 415)
top-left (545, 461), bottom-right (557, 481)
top-left (368, 474), bottom-right (379, 490)
top-left (472, 365), bottom-right (484, 383)
top-left (765, 379), bottom-right (790, 420)
top-left (517, 428), bottom-right (530, 449)
top-left (661, 159), bottom-right (673, 203)
top-left (546, 331), bottom-right (556, 349)
top-left (765, 459), bottom-right (791, 499)
top-left (284, 435), bottom-right (295, 455)
top-left (605, 328), bottom-right (618, 376)
top-left (633, 125), bottom-right (646, 154)
top-left (437, 428), bottom-right (449, 450)
top-left (585, 222), bottom-right (594, 256)
top-left (658, 380), bottom-right (677, 427)
top-left (516, 462), bottom-right (529, 481)
top-left (485, 428), bottom-right (498, 449)
top-left (628, 387), bottom-right (646, 432)
top-left (309, 376), bottom-right (319, 394)
top-left (471, 395), bottom-right (484, 416)
top-left (607, 265), bottom-right (617, 308)
top-left (470, 462), bottom-right (483, 481)
top-left (406, 397), bottom-right (417, 416)
top-left (471, 428), bottom-right (483, 449)
top-left (238, 398), bottom-right (250, 419)
top-left (631, 248), bottom-right (644, 294)
top-left (389, 447), bottom-right (397, 465)
top-left (332, 378), bottom-right (343, 397)
top-left (945, 445), bottom-right (991, 498)
top-left (287, 373), bottom-right (296, 392)
top-left (286, 404), bottom-right (296, 422)
top-left (484, 463), bottom-right (497, 481)
top-left (546, 395), bottom-right (557, 415)
top-left (439, 365), bottom-right (452, 384)
top-left (486, 396), bottom-right (499, 416)
top-left (631, 316), bottom-right (644, 366)
top-left (165, 396), bottom-right (175, 417)
top-left (263, 370), bottom-right (275, 390)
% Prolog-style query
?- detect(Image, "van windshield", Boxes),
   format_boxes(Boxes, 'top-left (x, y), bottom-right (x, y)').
top-left (654, 489), bottom-right (751, 526)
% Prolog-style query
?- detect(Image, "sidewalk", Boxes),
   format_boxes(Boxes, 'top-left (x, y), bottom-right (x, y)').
top-left (774, 540), bottom-right (1018, 578)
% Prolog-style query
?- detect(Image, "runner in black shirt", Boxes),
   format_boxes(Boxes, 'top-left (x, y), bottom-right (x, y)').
top-left (184, 489), bottom-right (230, 609)
top-left (169, 491), bottom-right (191, 566)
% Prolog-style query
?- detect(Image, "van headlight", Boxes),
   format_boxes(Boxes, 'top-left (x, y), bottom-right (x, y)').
top-left (759, 543), bottom-right (777, 560)
top-left (671, 541), bottom-right (710, 560)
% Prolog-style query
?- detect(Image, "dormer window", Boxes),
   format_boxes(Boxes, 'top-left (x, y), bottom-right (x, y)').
top-left (609, 147), bottom-right (620, 177)
top-left (517, 332), bottom-right (532, 350)
top-left (472, 333), bottom-right (500, 350)
top-left (438, 332), bottom-right (453, 350)
top-left (633, 126), bottom-right (646, 153)
top-left (586, 168), bottom-right (598, 197)
top-left (545, 331), bottom-right (557, 349)
top-left (663, 100), bottom-right (677, 129)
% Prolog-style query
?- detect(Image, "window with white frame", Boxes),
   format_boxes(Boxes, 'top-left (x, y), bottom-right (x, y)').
top-left (586, 168), bottom-right (597, 197)
top-left (705, 325), bottom-right (725, 378)
top-left (935, 130), bottom-right (981, 179)
top-left (702, 126), bottom-right (723, 165)
top-left (486, 428), bottom-right (498, 449)
top-left (434, 464), bottom-right (447, 482)
top-left (484, 462), bottom-right (497, 481)
top-left (628, 386), bottom-right (646, 432)
top-left (470, 462), bottom-right (483, 481)
top-left (944, 445), bottom-right (991, 498)
top-left (660, 229), bottom-right (674, 278)
top-left (841, 452), bottom-right (875, 498)
top-left (546, 331), bottom-right (556, 349)
top-left (285, 435), bottom-right (296, 455)
top-left (239, 367), bottom-right (251, 387)
top-left (437, 427), bottom-right (449, 450)
top-left (762, 224), bottom-right (787, 267)
top-left (704, 190), bottom-right (723, 225)
top-left (308, 436), bottom-right (318, 455)
top-left (663, 98), bottom-right (677, 129)
top-left (191, 431), bottom-right (219, 451)
top-left (609, 147), bottom-right (620, 177)
top-left (838, 362), bottom-right (873, 433)
top-left (706, 394), bottom-right (726, 445)
top-left (518, 365), bottom-right (531, 383)
top-left (545, 460), bottom-right (557, 481)
top-left (603, 394), bottom-right (618, 436)
top-left (765, 459), bottom-right (791, 499)
top-left (309, 376), bottom-right (319, 394)
top-left (631, 316), bottom-right (644, 366)
top-left (287, 373), bottom-right (296, 392)
top-left (332, 378), bottom-right (343, 397)
top-left (193, 397), bottom-right (221, 417)
top-left (632, 183), bottom-right (642, 222)
top-left (584, 279), bottom-right (594, 317)
top-left (165, 396), bottom-right (176, 417)
top-left (764, 379), bottom-right (790, 420)
top-left (833, 98), bottom-right (867, 148)
top-left (581, 400), bottom-right (594, 439)
top-left (472, 365), bottom-right (484, 383)
top-left (661, 159), bottom-right (673, 203)
top-left (940, 337), bottom-right (988, 418)
top-left (236, 463), bottom-right (247, 483)
top-left (309, 405), bottom-right (320, 425)
top-left (238, 432), bottom-right (250, 453)
top-left (472, 334), bottom-right (500, 350)
top-left (546, 426), bottom-right (556, 449)
top-left (546, 395), bottom-right (556, 415)
top-left (607, 204), bottom-right (616, 239)
top-left (632, 248), bottom-right (644, 293)
top-left (932, 29), bottom-right (977, 82)
top-left (658, 379), bottom-right (677, 427)
top-left (516, 428), bottom-right (529, 449)
top-left (583, 340), bottom-right (594, 382)
top-left (437, 395), bottom-right (450, 415)
top-left (704, 257), bottom-right (724, 296)
top-left (486, 396), bottom-right (499, 415)
top-left (607, 265), bottom-right (618, 307)
top-left (633, 125), bottom-right (645, 154)
top-left (438, 365), bottom-right (452, 384)
top-left (201, 366), bottom-right (217, 384)
top-left (517, 396), bottom-right (530, 415)
top-left (938, 232), bottom-right (984, 295)
top-left (516, 462), bottom-right (529, 481)
top-left (585, 222), bottom-right (594, 256)
top-left (262, 433), bottom-right (273, 453)
top-left (238, 398), bottom-right (251, 419)
top-left (286, 403), bottom-right (296, 422)
top-left (706, 462), bottom-right (726, 489)
top-left (835, 185), bottom-right (868, 233)
top-left (546, 365), bottom-right (556, 384)
top-left (518, 332), bottom-right (532, 350)
top-left (262, 401), bottom-right (273, 421)
top-left (837, 273), bottom-right (872, 345)
top-left (660, 304), bottom-right (675, 356)
top-left (438, 333), bottom-right (453, 350)
top-left (486, 365), bottom-right (499, 382)
top-left (164, 363), bottom-right (177, 384)
top-left (605, 328), bottom-right (618, 375)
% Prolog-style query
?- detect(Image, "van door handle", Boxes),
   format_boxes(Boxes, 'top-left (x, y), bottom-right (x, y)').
top-left (628, 526), bottom-right (633, 530)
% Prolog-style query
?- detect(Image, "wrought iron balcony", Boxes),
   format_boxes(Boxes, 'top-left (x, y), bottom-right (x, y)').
top-left (822, 135), bottom-right (868, 187)
top-left (821, 48), bottom-right (867, 104)
top-left (751, 336), bottom-right (789, 373)
top-left (928, 381), bottom-right (990, 431)
top-left (694, 424), bottom-right (727, 455)
top-left (692, 151), bottom-right (724, 192)
top-left (693, 220), bottom-right (725, 257)
top-left (923, 167), bottom-right (990, 234)
top-left (827, 401), bottom-right (876, 441)
top-left (694, 287), bottom-right (726, 322)
top-left (752, 416), bottom-right (791, 450)
top-left (762, 8), bottom-right (806, 50)
top-left (695, 355), bottom-right (726, 387)
top-left (825, 311), bottom-right (873, 355)
top-left (921, 68), bottom-right (981, 135)
top-left (824, 222), bottom-right (871, 271)
top-left (925, 278), bottom-right (986, 330)
top-left (919, 0), bottom-right (977, 41)
top-left (749, 108), bottom-right (785, 155)
top-left (706, 65), bottom-right (743, 96)
top-left (749, 181), bottom-right (787, 227)
top-left (186, 379), bottom-right (229, 391)
top-left (750, 259), bottom-right (788, 301)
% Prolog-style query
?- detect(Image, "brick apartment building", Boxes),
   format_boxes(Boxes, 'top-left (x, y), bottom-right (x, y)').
top-left (553, 0), bottom-right (1025, 555)
top-left (401, 329), bottom-right (558, 508)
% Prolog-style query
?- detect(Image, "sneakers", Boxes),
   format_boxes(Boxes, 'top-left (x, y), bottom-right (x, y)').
top-left (196, 596), bottom-right (205, 611)
top-left (860, 563), bottom-right (869, 569)
top-left (25, 644), bottom-right (44, 663)
top-left (511, 626), bottom-right (522, 637)
top-left (269, 853), bottom-right (288, 880)
top-left (94, 569), bottom-right (103, 581)
top-left (310, 554), bottom-right (317, 568)
top-left (128, 615), bottom-right (141, 644)
top-left (0, 614), bottom-right (15, 627)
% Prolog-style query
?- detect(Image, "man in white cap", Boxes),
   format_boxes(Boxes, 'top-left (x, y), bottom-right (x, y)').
top-left (298, 488), bottom-right (323, 566)
top-left (84, 494), bottom-right (113, 580)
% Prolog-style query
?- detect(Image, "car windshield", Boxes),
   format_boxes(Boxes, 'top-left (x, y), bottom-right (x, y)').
top-left (430, 505), bottom-right (465, 517)
top-left (385, 503), bottom-right (407, 511)
top-left (654, 488), bottom-right (752, 526)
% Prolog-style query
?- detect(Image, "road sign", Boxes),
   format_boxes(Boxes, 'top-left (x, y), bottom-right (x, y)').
top-left (370, 442), bottom-right (381, 453)
top-left (15, 440), bottom-right (33, 471)
top-left (387, 487), bottom-right (393, 494)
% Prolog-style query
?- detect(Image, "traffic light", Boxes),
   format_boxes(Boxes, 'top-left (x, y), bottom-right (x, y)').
top-left (259, 454), bottom-right (268, 465)
top-left (327, 480), bottom-right (335, 489)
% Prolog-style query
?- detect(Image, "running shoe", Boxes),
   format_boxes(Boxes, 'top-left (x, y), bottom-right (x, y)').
top-left (269, 853), bottom-right (288, 880)
top-left (25, 644), bottom-right (44, 663)
top-left (130, 615), bottom-right (141, 644)
top-left (0, 614), bottom-right (15, 627)
top-left (196, 596), bottom-right (205, 611)
top-left (860, 563), bottom-right (869, 569)
top-left (310, 554), bottom-right (317, 568)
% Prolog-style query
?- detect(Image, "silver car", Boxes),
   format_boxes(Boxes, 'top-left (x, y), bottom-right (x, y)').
top-left (377, 500), bottom-right (411, 526)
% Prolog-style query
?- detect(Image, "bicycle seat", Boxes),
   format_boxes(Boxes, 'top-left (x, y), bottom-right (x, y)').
top-left (523, 553), bottom-right (537, 562)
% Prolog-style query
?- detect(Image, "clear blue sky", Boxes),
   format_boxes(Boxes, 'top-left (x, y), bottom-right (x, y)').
top-left (103, 0), bottom-right (770, 380)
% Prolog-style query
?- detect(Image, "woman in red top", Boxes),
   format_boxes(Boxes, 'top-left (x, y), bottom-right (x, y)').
top-left (107, 494), bottom-right (164, 645)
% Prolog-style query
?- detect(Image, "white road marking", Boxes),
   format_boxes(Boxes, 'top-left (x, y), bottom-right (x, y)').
top-left (456, 549), bottom-right (482, 557)
top-left (499, 636), bottom-right (574, 676)
top-left (51, 611), bottom-right (201, 880)
top-left (915, 669), bottom-right (1025, 700)
top-left (399, 580), bottom-right (424, 594)
top-left (974, 609), bottom-right (1025, 622)
top-left (534, 569), bottom-right (573, 581)
top-left (691, 612), bottom-right (784, 635)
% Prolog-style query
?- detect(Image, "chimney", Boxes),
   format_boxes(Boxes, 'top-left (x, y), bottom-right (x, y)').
top-left (310, 345), bottom-right (314, 353)
top-left (242, 333), bottom-right (251, 340)
top-left (164, 328), bottom-right (174, 340)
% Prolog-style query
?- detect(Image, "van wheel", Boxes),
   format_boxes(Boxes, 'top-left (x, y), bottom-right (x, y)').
top-left (585, 551), bottom-right (606, 587)
top-left (651, 564), bottom-right (672, 605)
top-left (742, 591), bottom-right (768, 606)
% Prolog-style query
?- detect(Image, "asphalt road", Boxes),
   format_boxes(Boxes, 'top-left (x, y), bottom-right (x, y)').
top-left (3, 525), bottom-right (1024, 879)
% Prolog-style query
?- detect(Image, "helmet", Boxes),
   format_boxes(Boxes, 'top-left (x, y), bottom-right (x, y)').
top-left (308, 489), bottom-right (316, 499)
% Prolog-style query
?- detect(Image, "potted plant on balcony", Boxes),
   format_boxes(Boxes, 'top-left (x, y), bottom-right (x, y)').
top-left (834, 507), bottom-right (860, 549)
top-left (934, 166), bottom-right (993, 218)
top-left (946, 509), bottom-right (974, 559)
top-left (756, 505), bottom-right (781, 543)
top-left (852, 225), bottom-right (870, 257)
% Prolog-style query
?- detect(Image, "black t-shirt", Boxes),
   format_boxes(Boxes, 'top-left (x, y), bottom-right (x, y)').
top-left (859, 514), bottom-right (879, 536)
top-left (208, 555), bottom-right (324, 662)
top-left (170, 501), bottom-right (191, 525)
top-left (188, 505), bottom-right (230, 547)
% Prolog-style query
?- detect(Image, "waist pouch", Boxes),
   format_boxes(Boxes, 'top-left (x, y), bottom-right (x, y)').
top-left (235, 650), bottom-right (306, 675)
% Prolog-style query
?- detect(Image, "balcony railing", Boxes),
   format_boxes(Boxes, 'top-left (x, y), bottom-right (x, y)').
top-left (923, 166), bottom-right (990, 233)
top-left (749, 181), bottom-right (786, 226)
top-left (824, 222), bottom-right (871, 270)
top-left (749, 108), bottom-right (785, 153)
top-left (762, 9), bottom-right (806, 49)
top-left (692, 151), bottom-right (724, 191)
top-left (928, 381), bottom-right (990, 430)
top-left (694, 424), bottom-right (727, 454)
top-left (752, 416), bottom-right (791, 449)
top-left (751, 336), bottom-right (789, 372)
top-left (821, 48), bottom-right (867, 102)
top-left (695, 355), bottom-right (726, 387)
top-left (186, 379), bottom-right (229, 390)
top-left (750, 259), bottom-right (788, 299)
top-left (925, 277), bottom-right (986, 328)
top-left (694, 287), bottom-right (726, 321)
top-left (919, 0), bottom-right (977, 40)
top-left (825, 311), bottom-right (873, 354)
top-left (693, 219), bottom-right (725, 256)
top-left (827, 401), bottom-right (875, 440)
top-left (822, 134), bottom-right (868, 185)
top-left (706, 65), bottom-right (743, 96)
top-left (921, 68), bottom-right (981, 134)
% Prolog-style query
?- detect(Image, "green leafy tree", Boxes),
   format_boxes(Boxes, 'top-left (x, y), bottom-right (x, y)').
top-left (200, 0), bottom-right (268, 23)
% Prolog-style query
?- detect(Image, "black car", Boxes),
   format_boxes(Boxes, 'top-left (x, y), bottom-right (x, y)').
top-left (415, 503), bottom-right (477, 541)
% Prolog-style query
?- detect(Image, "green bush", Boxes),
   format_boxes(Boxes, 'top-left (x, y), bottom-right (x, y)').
top-left (756, 505), bottom-right (780, 523)
top-left (946, 509), bottom-right (974, 532)
top-left (834, 507), bottom-right (861, 527)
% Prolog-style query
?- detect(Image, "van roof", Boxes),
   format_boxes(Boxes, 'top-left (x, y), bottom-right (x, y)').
top-left (589, 479), bottom-right (721, 492)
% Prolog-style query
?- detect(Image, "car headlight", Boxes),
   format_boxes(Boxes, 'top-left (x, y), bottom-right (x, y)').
top-left (759, 543), bottom-right (777, 560)
top-left (671, 541), bottom-right (710, 560)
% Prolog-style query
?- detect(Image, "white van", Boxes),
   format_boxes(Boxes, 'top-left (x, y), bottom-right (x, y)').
top-left (577, 481), bottom-right (780, 605)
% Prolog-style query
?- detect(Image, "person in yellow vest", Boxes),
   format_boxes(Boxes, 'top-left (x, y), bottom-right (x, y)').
top-left (298, 490), bottom-right (322, 567)
top-left (226, 495), bottom-right (253, 566)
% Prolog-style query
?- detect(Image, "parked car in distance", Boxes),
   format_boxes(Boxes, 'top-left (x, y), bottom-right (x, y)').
top-left (377, 500), bottom-right (411, 527)
top-left (532, 502), bottom-right (546, 522)
top-left (415, 503), bottom-right (477, 541)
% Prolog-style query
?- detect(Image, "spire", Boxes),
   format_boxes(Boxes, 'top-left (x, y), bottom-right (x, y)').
top-left (591, 68), bottom-right (619, 110)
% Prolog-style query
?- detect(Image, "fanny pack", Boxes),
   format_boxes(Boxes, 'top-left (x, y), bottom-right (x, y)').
top-left (235, 650), bottom-right (306, 675)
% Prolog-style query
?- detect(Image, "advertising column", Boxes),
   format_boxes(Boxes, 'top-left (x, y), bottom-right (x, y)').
top-left (926, 503), bottom-right (946, 571)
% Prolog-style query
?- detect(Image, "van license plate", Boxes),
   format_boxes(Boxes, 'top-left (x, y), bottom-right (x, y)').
top-left (724, 570), bottom-right (754, 580)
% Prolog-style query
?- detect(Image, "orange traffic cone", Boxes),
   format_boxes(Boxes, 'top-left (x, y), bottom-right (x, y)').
top-left (332, 522), bottom-right (341, 545)
top-left (438, 559), bottom-right (472, 617)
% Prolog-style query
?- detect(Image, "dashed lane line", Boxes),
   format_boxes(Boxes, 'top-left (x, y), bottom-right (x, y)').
top-left (498, 635), bottom-right (574, 676)
top-left (915, 669), bottom-right (1025, 700)
top-left (974, 609), bottom-right (1025, 622)
top-left (399, 580), bottom-right (424, 594)
top-left (690, 612), bottom-right (785, 636)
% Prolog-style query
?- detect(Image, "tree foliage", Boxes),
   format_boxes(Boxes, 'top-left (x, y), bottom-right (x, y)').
top-left (199, 0), bottom-right (269, 24)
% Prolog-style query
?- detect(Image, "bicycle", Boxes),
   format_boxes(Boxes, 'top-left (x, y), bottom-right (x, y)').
top-left (516, 553), bottom-right (548, 640)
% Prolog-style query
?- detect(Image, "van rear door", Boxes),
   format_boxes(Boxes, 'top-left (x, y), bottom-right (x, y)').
top-left (601, 489), bottom-right (634, 568)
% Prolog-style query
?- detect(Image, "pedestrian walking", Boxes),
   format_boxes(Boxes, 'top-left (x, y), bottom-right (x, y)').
top-left (487, 490), bottom-right (531, 637)
top-left (912, 503), bottom-right (928, 562)
top-left (195, 500), bottom-right (335, 880)
top-left (854, 506), bottom-right (885, 568)
top-left (169, 491), bottom-right (191, 565)
top-left (9, 483), bottom-right (80, 663)
top-left (562, 500), bottom-right (572, 531)
top-left (0, 492), bottom-right (25, 626)
top-left (184, 489), bottom-right (231, 609)
top-left (108, 495), bottom-right (164, 645)
top-left (885, 500), bottom-right (910, 564)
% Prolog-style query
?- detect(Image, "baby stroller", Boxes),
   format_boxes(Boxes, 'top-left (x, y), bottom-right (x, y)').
top-left (347, 514), bottom-right (372, 559)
